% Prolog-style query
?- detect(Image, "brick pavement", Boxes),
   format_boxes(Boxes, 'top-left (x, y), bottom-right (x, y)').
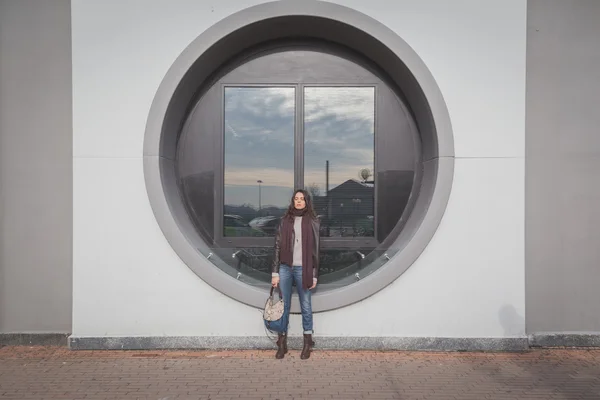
top-left (0, 346), bottom-right (599, 400)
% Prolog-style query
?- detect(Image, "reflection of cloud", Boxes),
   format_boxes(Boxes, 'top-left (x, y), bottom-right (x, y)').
top-left (225, 164), bottom-right (372, 199)
top-left (304, 167), bottom-right (373, 188)
top-left (225, 87), bottom-right (295, 169)
top-left (225, 120), bottom-right (240, 138)
top-left (226, 87), bottom-right (295, 116)
top-left (223, 86), bottom-right (375, 187)
top-left (305, 87), bottom-right (375, 123)
top-left (225, 167), bottom-right (294, 187)
top-left (304, 87), bottom-right (375, 168)
top-left (225, 87), bottom-right (295, 145)
top-left (340, 148), bottom-right (373, 162)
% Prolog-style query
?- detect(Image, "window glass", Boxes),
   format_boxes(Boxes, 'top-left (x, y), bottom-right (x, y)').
top-left (176, 48), bottom-right (420, 290)
top-left (304, 87), bottom-right (375, 238)
top-left (223, 87), bottom-right (295, 237)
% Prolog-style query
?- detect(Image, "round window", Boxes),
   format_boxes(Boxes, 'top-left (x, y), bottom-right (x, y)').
top-left (176, 43), bottom-right (421, 290)
top-left (143, 1), bottom-right (454, 311)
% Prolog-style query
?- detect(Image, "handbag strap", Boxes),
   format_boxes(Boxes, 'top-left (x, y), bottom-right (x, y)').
top-left (269, 286), bottom-right (283, 299)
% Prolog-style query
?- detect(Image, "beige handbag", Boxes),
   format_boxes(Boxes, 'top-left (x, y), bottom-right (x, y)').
top-left (263, 286), bottom-right (284, 322)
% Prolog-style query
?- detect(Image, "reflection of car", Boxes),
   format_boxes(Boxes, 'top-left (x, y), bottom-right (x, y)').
top-left (224, 215), bottom-right (266, 237)
top-left (249, 216), bottom-right (280, 235)
top-left (225, 214), bottom-right (244, 223)
top-left (248, 216), bottom-right (265, 227)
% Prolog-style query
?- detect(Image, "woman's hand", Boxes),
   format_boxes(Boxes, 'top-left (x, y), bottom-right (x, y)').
top-left (309, 278), bottom-right (317, 290)
top-left (271, 276), bottom-right (280, 287)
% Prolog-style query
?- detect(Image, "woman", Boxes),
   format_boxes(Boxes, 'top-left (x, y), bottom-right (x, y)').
top-left (271, 189), bottom-right (320, 360)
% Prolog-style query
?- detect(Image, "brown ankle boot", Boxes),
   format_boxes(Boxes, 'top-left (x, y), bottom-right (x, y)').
top-left (275, 333), bottom-right (287, 359)
top-left (300, 334), bottom-right (314, 360)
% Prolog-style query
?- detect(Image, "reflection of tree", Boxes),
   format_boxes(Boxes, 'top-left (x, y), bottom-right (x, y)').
top-left (306, 182), bottom-right (321, 198)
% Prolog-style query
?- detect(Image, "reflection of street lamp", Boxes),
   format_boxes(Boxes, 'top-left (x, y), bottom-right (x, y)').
top-left (352, 198), bottom-right (362, 236)
top-left (339, 203), bottom-right (344, 235)
top-left (257, 180), bottom-right (263, 215)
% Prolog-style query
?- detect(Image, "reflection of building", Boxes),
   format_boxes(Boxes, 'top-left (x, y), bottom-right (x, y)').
top-left (313, 173), bottom-right (414, 240)
top-left (314, 179), bottom-right (374, 220)
top-left (3, 1), bottom-right (600, 353)
top-left (314, 179), bottom-right (376, 238)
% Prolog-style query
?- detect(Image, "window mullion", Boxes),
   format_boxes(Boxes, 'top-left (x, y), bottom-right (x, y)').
top-left (295, 84), bottom-right (305, 190)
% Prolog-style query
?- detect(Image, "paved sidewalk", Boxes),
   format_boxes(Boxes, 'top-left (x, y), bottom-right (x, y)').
top-left (0, 346), bottom-right (599, 400)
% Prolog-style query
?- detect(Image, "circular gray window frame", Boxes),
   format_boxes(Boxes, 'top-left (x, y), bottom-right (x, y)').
top-left (143, 0), bottom-right (454, 312)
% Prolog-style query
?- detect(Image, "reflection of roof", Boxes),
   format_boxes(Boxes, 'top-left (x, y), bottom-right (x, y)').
top-left (349, 178), bottom-right (374, 188)
top-left (329, 179), bottom-right (374, 193)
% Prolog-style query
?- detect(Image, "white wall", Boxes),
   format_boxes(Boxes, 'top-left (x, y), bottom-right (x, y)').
top-left (72, 0), bottom-right (526, 338)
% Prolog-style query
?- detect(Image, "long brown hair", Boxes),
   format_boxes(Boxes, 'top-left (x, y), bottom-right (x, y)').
top-left (283, 189), bottom-right (317, 220)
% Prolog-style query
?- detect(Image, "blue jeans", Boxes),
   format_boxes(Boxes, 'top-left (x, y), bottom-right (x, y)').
top-left (279, 264), bottom-right (313, 334)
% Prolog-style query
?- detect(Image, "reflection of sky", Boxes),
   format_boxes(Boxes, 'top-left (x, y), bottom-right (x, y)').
top-left (305, 87), bottom-right (374, 192)
top-left (224, 86), bottom-right (375, 207)
top-left (224, 87), bottom-right (295, 170)
top-left (224, 87), bottom-right (295, 207)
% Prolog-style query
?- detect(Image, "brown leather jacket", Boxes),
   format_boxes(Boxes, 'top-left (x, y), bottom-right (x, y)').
top-left (272, 217), bottom-right (321, 279)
